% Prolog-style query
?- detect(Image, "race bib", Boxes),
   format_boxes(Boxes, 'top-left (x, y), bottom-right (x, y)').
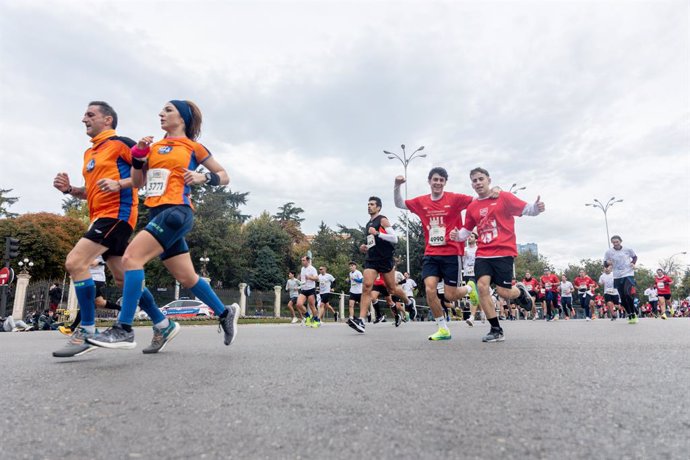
top-left (545, 283), bottom-right (552, 289)
top-left (366, 234), bottom-right (376, 249)
top-left (429, 225), bottom-right (446, 246)
top-left (146, 168), bottom-right (171, 197)
top-left (657, 282), bottom-right (664, 289)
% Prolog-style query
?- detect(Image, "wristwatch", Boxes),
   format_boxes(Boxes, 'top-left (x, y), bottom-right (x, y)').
top-left (204, 172), bottom-right (212, 184)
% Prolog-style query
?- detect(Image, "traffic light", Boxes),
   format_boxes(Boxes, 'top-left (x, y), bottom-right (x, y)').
top-left (4, 237), bottom-right (19, 260)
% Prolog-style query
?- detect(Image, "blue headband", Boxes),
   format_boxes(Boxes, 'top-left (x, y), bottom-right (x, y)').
top-left (170, 100), bottom-right (193, 130)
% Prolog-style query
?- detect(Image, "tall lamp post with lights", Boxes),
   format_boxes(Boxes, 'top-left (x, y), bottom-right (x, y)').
top-left (383, 144), bottom-right (426, 275)
top-left (585, 197), bottom-right (623, 248)
top-left (509, 183), bottom-right (526, 194)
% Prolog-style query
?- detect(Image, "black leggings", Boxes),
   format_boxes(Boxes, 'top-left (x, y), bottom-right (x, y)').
top-left (614, 277), bottom-right (636, 316)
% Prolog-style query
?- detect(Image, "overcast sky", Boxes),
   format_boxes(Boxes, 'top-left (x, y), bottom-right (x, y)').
top-left (1, 0), bottom-right (688, 271)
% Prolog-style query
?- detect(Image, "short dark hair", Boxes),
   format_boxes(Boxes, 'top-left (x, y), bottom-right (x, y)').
top-left (428, 167), bottom-right (448, 180)
top-left (88, 101), bottom-right (118, 129)
top-left (611, 235), bottom-right (622, 242)
top-left (368, 196), bottom-right (382, 208)
top-left (348, 261), bottom-right (357, 266)
top-left (469, 167), bottom-right (490, 178)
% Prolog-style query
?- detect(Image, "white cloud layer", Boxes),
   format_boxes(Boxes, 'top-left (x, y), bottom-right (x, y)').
top-left (1, 0), bottom-right (688, 271)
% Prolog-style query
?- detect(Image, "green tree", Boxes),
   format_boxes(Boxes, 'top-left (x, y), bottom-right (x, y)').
top-left (62, 195), bottom-right (89, 225)
top-left (0, 213), bottom-right (85, 279)
top-left (515, 250), bottom-right (552, 280)
top-left (250, 246), bottom-right (283, 290)
top-left (273, 202), bottom-right (305, 225)
top-left (677, 268), bottom-right (690, 300)
top-left (0, 189), bottom-right (19, 218)
top-left (242, 212), bottom-right (292, 281)
top-left (392, 212), bottom-right (425, 281)
top-left (563, 258), bottom-right (604, 281)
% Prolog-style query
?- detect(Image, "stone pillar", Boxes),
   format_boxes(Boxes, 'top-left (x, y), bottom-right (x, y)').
top-left (66, 278), bottom-right (78, 321)
top-left (11, 272), bottom-right (31, 320)
top-left (273, 285), bottom-right (281, 318)
top-left (239, 282), bottom-right (247, 316)
top-left (339, 293), bottom-right (345, 322)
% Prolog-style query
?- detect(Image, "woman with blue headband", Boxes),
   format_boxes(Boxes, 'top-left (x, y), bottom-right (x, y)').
top-left (88, 100), bottom-right (239, 352)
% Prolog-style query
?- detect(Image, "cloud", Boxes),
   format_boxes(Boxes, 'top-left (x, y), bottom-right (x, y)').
top-left (1, 0), bottom-right (688, 271)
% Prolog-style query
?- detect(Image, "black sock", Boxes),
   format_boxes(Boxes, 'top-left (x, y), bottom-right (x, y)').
top-left (219, 308), bottom-right (229, 319)
top-left (70, 310), bottom-right (81, 330)
top-left (104, 300), bottom-right (121, 311)
top-left (121, 323), bottom-right (133, 332)
top-left (488, 317), bottom-right (500, 329)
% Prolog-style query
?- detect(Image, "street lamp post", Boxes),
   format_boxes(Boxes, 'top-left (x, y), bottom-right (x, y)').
top-left (509, 183), bottom-right (526, 194)
top-left (199, 255), bottom-right (210, 278)
top-left (585, 197), bottom-right (623, 248)
top-left (383, 144), bottom-right (426, 275)
top-left (17, 258), bottom-right (34, 274)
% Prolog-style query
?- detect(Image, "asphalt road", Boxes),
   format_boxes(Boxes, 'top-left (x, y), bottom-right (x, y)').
top-left (2, 318), bottom-right (688, 460)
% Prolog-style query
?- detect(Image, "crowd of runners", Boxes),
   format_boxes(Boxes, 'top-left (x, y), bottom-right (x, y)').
top-left (47, 99), bottom-right (672, 358)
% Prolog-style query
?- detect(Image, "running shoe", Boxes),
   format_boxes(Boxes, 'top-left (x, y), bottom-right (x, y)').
top-left (482, 327), bottom-right (504, 343)
top-left (53, 327), bottom-right (98, 358)
top-left (142, 320), bottom-right (180, 354)
top-left (87, 323), bottom-right (136, 349)
top-left (585, 317), bottom-right (591, 322)
top-left (334, 312), bottom-right (339, 322)
top-left (218, 304), bottom-right (239, 345)
top-left (291, 317), bottom-right (299, 324)
top-left (310, 318), bottom-right (321, 328)
top-left (627, 314), bottom-right (639, 325)
top-left (347, 317), bottom-right (365, 333)
top-left (465, 316), bottom-right (474, 327)
top-left (374, 314), bottom-right (386, 324)
top-left (660, 313), bottom-right (667, 320)
top-left (58, 326), bottom-right (72, 336)
top-left (395, 312), bottom-right (402, 327)
top-left (467, 280), bottom-right (479, 306)
top-left (515, 282), bottom-right (532, 309)
top-left (428, 327), bottom-right (451, 341)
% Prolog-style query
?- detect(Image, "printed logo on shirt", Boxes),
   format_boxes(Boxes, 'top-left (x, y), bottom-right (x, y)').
top-left (158, 146), bottom-right (173, 154)
top-left (86, 159), bottom-right (95, 173)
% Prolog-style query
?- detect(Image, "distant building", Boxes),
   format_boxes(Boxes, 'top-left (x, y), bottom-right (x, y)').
top-left (517, 243), bottom-right (538, 256)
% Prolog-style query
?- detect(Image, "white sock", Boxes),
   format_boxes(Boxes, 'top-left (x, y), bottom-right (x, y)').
top-left (466, 284), bottom-right (473, 294)
top-left (435, 316), bottom-right (448, 330)
top-left (82, 325), bottom-right (96, 334)
top-left (155, 318), bottom-right (170, 329)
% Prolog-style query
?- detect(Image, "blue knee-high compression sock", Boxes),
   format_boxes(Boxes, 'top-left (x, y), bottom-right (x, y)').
top-left (139, 287), bottom-right (166, 324)
top-left (190, 277), bottom-right (226, 316)
top-left (74, 278), bottom-right (96, 327)
top-left (119, 269), bottom-right (145, 325)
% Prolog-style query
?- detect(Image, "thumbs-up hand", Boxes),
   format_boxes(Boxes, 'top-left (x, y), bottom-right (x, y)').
top-left (535, 195), bottom-right (545, 213)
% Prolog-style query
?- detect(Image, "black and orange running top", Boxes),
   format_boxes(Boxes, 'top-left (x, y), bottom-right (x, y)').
top-left (143, 137), bottom-right (212, 210)
top-left (82, 129), bottom-right (138, 229)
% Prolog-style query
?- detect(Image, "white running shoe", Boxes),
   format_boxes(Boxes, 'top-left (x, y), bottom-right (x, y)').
top-left (291, 317), bottom-right (299, 324)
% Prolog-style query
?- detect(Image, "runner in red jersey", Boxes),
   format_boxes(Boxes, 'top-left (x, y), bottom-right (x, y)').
top-left (573, 269), bottom-right (597, 320)
top-left (393, 167), bottom-right (480, 341)
top-left (522, 271), bottom-right (539, 319)
top-left (540, 268), bottom-right (560, 321)
top-left (654, 269), bottom-right (674, 318)
top-left (451, 167), bottom-right (544, 343)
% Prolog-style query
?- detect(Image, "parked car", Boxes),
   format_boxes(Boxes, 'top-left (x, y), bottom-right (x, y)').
top-left (161, 299), bottom-right (215, 319)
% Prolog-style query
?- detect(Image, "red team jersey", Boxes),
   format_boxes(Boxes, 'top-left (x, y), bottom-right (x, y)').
top-left (405, 192), bottom-right (473, 256)
top-left (462, 191), bottom-right (527, 257)
top-left (540, 274), bottom-right (560, 292)
top-left (144, 137), bottom-right (212, 209)
top-left (522, 278), bottom-right (539, 293)
top-left (82, 129), bottom-right (138, 229)
top-left (654, 275), bottom-right (673, 295)
top-left (573, 276), bottom-right (596, 293)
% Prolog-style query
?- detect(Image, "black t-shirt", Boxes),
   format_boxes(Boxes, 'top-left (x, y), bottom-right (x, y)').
top-left (365, 214), bottom-right (394, 262)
